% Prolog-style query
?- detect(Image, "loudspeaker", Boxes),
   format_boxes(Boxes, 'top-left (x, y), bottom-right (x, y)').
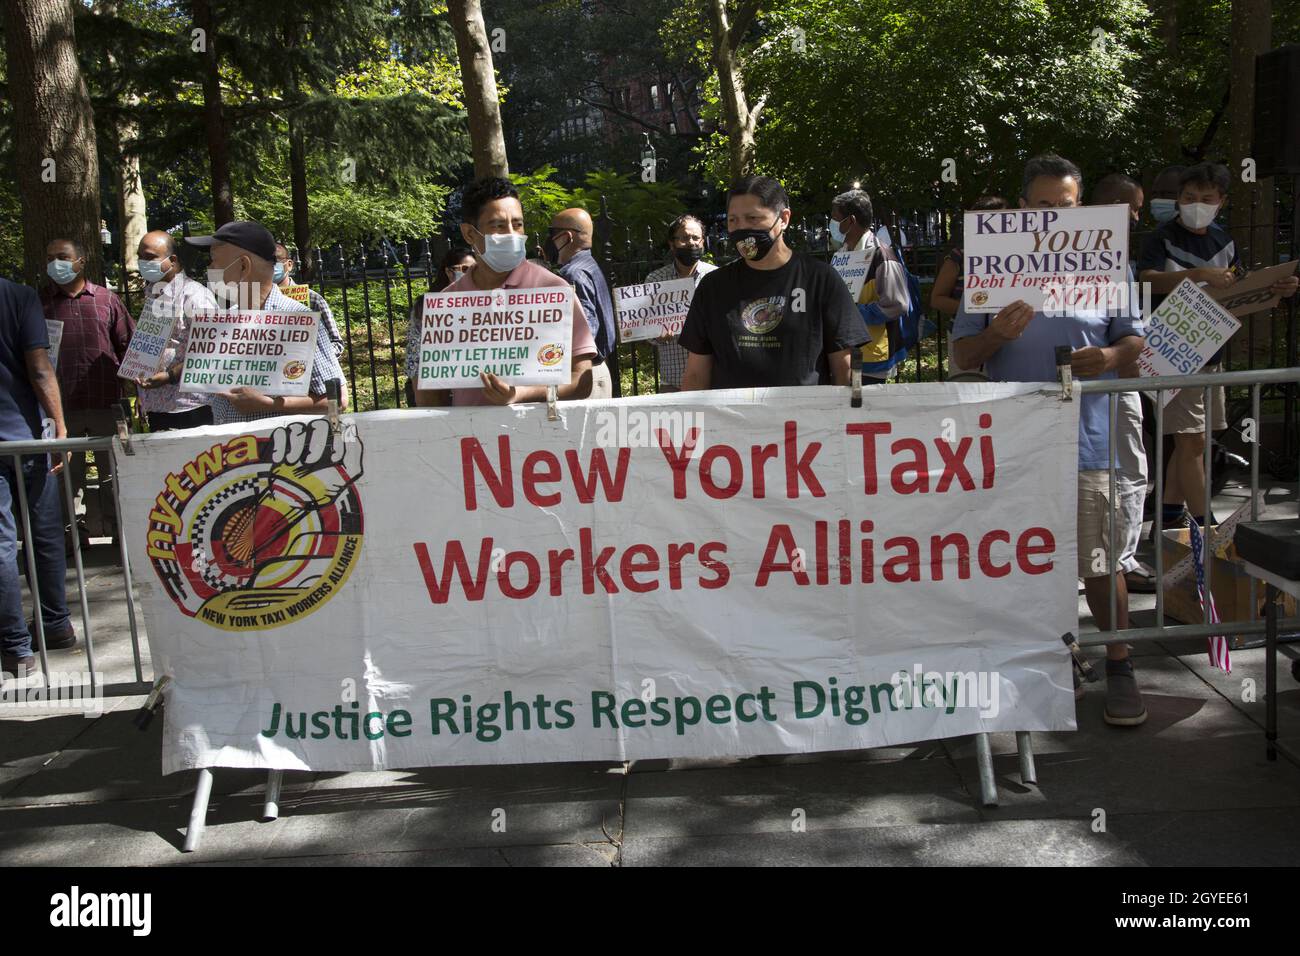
top-left (1254, 45), bottom-right (1300, 177)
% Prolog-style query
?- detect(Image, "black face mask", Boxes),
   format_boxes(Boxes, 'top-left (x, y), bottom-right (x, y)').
top-left (673, 246), bottom-right (704, 266)
top-left (542, 232), bottom-right (569, 264)
top-left (729, 219), bottom-right (781, 261)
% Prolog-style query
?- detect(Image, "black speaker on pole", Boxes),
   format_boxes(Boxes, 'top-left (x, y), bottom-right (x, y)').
top-left (1254, 45), bottom-right (1300, 177)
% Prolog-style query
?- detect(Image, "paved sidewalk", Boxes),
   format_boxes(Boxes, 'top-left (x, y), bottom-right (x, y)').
top-left (2, 484), bottom-right (1298, 866)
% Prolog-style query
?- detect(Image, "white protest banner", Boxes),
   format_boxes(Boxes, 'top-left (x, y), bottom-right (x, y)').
top-left (45, 319), bottom-right (63, 370)
top-left (118, 299), bottom-right (179, 382)
top-left (417, 287), bottom-right (573, 389)
top-left (1209, 260), bottom-right (1299, 318)
top-left (1137, 279), bottom-right (1241, 405)
top-left (116, 385), bottom-right (1079, 774)
top-left (614, 278), bottom-right (695, 343)
top-left (963, 204), bottom-right (1128, 314)
top-left (180, 310), bottom-right (318, 396)
top-left (831, 250), bottom-right (870, 299)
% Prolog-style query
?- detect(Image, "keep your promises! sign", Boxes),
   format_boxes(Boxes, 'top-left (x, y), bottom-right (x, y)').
top-left (614, 278), bottom-right (695, 343)
top-left (963, 205), bottom-right (1129, 314)
top-left (180, 310), bottom-right (319, 396)
top-left (417, 287), bottom-right (575, 390)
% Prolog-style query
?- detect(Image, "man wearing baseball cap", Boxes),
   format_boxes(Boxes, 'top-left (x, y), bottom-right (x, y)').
top-left (182, 221), bottom-right (345, 425)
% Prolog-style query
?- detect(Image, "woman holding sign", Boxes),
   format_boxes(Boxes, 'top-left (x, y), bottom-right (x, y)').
top-left (644, 215), bottom-right (717, 392)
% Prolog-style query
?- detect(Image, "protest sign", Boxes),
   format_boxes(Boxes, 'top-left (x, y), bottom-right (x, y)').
top-left (1137, 279), bottom-right (1240, 405)
top-left (614, 278), bottom-right (695, 342)
top-left (963, 204), bottom-right (1129, 314)
top-left (118, 299), bottom-right (179, 382)
top-left (831, 250), bottom-right (870, 298)
top-left (180, 310), bottom-right (319, 395)
top-left (416, 287), bottom-right (574, 389)
top-left (45, 319), bottom-right (63, 370)
top-left (1208, 260), bottom-right (1299, 318)
top-left (116, 384), bottom-right (1079, 774)
top-left (281, 283), bottom-right (313, 306)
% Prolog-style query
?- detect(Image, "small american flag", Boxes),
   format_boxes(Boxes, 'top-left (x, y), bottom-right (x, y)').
top-left (1187, 516), bottom-right (1231, 672)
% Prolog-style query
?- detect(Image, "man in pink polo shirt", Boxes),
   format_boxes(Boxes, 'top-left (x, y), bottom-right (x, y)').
top-left (414, 177), bottom-right (596, 407)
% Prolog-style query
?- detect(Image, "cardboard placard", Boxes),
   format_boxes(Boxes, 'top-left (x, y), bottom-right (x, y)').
top-left (1137, 279), bottom-right (1241, 405)
top-left (1208, 260), bottom-right (1299, 318)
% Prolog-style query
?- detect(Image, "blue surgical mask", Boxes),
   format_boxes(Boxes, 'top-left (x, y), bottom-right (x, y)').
top-left (47, 259), bottom-right (78, 285)
top-left (273, 262), bottom-right (286, 283)
top-left (473, 228), bottom-right (527, 274)
top-left (139, 258), bottom-right (168, 283)
top-left (1150, 198), bottom-right (1177, 223)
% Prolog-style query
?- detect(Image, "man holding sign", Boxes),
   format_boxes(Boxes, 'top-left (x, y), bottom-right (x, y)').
top-left (130, 231), bottom-right (215, 431)
top-left (642, 214), bottom-right (717, 391)
top-left (953, 154), bottom-right (1149, 727)
top-left (182, 221), bottom-right (344, 426)
top-left (414, 177), bottom-right (596, 408)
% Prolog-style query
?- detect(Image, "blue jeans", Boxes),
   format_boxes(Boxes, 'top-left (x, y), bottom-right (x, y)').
top-left (1, 456), bottom-right (70, 657)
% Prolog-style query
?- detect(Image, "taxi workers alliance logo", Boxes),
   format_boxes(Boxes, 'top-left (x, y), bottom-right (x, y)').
top-left (145, 418), bottom-right (364, 632)
top-left (739, 295), bottom-right (786, 334)
top-left (537, 343), bottom-right (565, 367)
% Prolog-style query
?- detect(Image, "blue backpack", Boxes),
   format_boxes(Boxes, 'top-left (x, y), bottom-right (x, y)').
top-left (878, 241), bottom-right (933, 350)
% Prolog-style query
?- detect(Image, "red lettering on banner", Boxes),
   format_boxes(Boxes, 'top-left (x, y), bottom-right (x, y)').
top-left (499, 551), bottom-right (541, 599)
top-left (934, 438), bottom-right (975, 492)
top-left (580, 526), bottom-right (619, 594)
top-left (415, 539), bottom-right (493, 603)
top-left (666, 541), bottom-right (695, 590)
top-left (461, 437), bottom-right (512, 510)
top-left (846, 422), bottom-right (891, 493)
top-left (750, 443), bottom-right (779, 498)
top-left (755, 524), bottom-right (810, 587)
top-left (657, 427), bottom-right (700, 498)
top-left (929, 533), bottom-right (971, 581)
top-left (978, 530), bottom-right (1012, 577)
top-left (698, 541), bottom-right (730, 589)
top-left (979, 413), bottom-right (996, 488)
top-left (620, 544), bottom-right (661, 592)
top-left (565, 448), bottom-right (631, 503)
top-left (890, 439), bottom-right (928, 494)
top-left (523, 451), bottom-right (562, 506)
top-left (1016, 527), bottom-right (1056, 574)
top-left (700, 445), bottom-right (744, 499)
top-left (784, 421), bottom-right (824, 498)
top-left (883, 536), bottom-right (921, 583)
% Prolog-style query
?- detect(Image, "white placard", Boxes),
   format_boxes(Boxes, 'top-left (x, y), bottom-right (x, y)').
top-left (417, 287), bottom-right (574, 389)
top-left (180, 310), bottom-right (319, 396)
top-left (963, 205), bottom-right (1129, 314)
top-left (45, 319), bottom-right (63, 370)
top-left (118, 299), bottom-right (179, 382)
top-left (831, 250), bottom-right (871, 299)
top-left (1137, 279), bottom-right (1241, 406)
top-left (614, 278), bottom-right (696, 343)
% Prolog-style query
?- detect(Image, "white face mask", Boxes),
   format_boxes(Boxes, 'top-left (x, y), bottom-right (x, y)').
top-left (1178, 202), bottom-right (1219, 230)
top-left (473, 228), bottom-right (527, 274)
top-left (206, 259), bottom-right (244, 307)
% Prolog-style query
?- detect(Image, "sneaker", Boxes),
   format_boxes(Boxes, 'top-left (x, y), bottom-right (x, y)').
top-left (1, 652), bottom-right (37, 679)
top-left (1104, 659), bottom-right (1148, 726)
top-left (1124, 564), bottom-right (1158, 594)
top-left (28, 621), bottom-right (76, 651)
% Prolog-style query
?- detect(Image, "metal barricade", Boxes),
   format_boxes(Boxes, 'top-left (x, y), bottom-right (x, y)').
top-left (1078, 366), bottom-right (1300, 648)
top-left (0, 435), bottom-right (150, 701)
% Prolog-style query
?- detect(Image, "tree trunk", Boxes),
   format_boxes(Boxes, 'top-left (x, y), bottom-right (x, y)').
top-left (288, 114), bottom-right (312, 277)
top-left (708, 0), bottom-right (757, 181)
top-left (3, 0), bottom-right (103, 285)
top-left (1159, 0), bottom-right (1182, 160)
top-left (1228, 0), bottom-right (1272, 270)
top-left (116, 105), bottom-right (148, 277)
top-left (447, 0), bottom-right (509, 178)
top-left (193, 0), bottom-right (234, 225)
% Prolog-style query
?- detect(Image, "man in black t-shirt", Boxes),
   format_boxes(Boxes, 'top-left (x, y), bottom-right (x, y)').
top-left (679, 176), bottom-right (867, 389)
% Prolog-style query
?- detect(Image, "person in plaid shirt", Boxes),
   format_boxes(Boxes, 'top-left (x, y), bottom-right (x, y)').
top-left (644, 214), bottom-right (716, 391)
top-left (41, 237), bottom-right (134, 540)
top-left (182, 221), bottom-right (344, 425)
